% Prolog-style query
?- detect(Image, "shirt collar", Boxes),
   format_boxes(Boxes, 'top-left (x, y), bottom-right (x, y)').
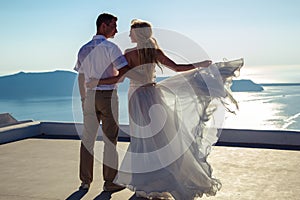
top-left (93, 35), bottom-right (107, 40)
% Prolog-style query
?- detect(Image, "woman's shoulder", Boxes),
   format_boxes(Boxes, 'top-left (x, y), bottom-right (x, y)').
top-left (124, 47), bottom-right (138, 60)
top-left (124, 47), bottom-right (137, 54)
top-left (124, 48), bottom-right (138, 67)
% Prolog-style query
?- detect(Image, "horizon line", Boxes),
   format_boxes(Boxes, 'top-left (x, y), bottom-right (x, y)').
top-left (1, 70), bottom-right (300, 85)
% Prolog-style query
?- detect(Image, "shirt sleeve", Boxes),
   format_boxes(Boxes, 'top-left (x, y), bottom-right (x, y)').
top-left (73, 49), bottom-right (85, 73)
top-left (73, 60), bottom-right (80, 72)
top-left (110, 45), bottom-right (128, 70)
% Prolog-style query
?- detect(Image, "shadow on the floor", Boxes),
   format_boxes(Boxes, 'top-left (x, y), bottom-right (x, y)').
top-left (65, 188), bottom-right (88, 200)
top-left (128, 193), bottom-right (148, 200)
top-left (93, 191), bottom-right (112, 200)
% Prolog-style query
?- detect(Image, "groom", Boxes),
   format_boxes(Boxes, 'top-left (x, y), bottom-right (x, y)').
top-left (74, 13), bottom-right (129, 192)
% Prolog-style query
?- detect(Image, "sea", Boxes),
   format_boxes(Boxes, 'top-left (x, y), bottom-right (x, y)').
top-left (0, 85), bottom-right (300, 131)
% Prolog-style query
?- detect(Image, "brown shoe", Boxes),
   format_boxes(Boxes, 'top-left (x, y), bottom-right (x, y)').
top-left (103, 182), bottom-right (125, 193)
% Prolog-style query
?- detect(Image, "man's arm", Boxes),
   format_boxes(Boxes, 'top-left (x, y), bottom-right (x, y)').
top-left (118, 65), bottom-right (144, 81)
top-left (98, 65), bottom-right (142, 84)
top-left (78, 73), bottom-right (86, 110)
top-left (86, 65), bottom-right (145, 89)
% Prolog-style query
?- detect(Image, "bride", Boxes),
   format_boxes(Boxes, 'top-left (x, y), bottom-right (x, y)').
top-left (88, 19), bottom-right (243, 199)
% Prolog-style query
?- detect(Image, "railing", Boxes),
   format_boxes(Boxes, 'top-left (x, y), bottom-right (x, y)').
top-left (1, 121), bottom-right (300, 150)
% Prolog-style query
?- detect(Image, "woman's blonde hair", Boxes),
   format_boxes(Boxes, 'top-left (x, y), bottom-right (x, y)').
top-left (131, 19), bottom-right (161, 67)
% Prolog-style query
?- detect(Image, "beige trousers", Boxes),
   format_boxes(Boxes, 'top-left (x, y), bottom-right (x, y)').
top-left (80, 90), bottom-right (119, 184)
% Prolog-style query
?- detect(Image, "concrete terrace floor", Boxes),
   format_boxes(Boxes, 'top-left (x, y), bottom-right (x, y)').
top-left (0, 138), bottom-right (300, 200)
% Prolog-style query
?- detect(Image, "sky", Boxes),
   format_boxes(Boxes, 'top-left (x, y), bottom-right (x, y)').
top-left (0, 0), bottom-right (299, 83)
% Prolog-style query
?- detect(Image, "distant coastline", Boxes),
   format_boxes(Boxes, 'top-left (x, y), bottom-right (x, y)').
top-left (260, 83), bottom-right (300, 86)
top-left (0, 71), bottom-right (76, 99)
top-left (1, 70), bottom-right (299, 99)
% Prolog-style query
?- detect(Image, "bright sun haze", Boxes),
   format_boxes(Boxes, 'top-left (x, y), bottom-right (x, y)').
top-left (0, 0), bottom-right (299, 83)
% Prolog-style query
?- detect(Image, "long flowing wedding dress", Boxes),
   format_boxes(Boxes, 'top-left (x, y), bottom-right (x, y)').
top-left (115, 58), bottom-right (244, 199)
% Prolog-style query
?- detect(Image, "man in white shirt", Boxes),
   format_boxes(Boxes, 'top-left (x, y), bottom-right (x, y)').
top-left (74, 13), bottom-right (127, 192)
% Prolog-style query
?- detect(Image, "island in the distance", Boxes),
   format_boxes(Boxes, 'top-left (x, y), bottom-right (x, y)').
top-left (231, 79), bottom-right (264, 92)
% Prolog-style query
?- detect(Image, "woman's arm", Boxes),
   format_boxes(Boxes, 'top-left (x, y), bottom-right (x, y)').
top-left (156, 49), bottom-right (212, 72)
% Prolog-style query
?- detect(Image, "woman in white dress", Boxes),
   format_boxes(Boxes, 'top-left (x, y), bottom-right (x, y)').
top-left (88, 19), bottom-right (243, 199)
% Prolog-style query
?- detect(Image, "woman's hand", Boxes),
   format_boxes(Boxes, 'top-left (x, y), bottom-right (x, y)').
top-left (86, 78), bottom-right (99, 89)
top-left (197, 60), bottom-right (212, 68)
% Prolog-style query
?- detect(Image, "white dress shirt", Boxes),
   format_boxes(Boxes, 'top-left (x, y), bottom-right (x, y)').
top-left (74, 35), bottom-right (128, 90)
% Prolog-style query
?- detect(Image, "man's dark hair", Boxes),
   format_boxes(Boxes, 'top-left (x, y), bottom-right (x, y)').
top-left (96, 13), bottom-right (117, 28)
